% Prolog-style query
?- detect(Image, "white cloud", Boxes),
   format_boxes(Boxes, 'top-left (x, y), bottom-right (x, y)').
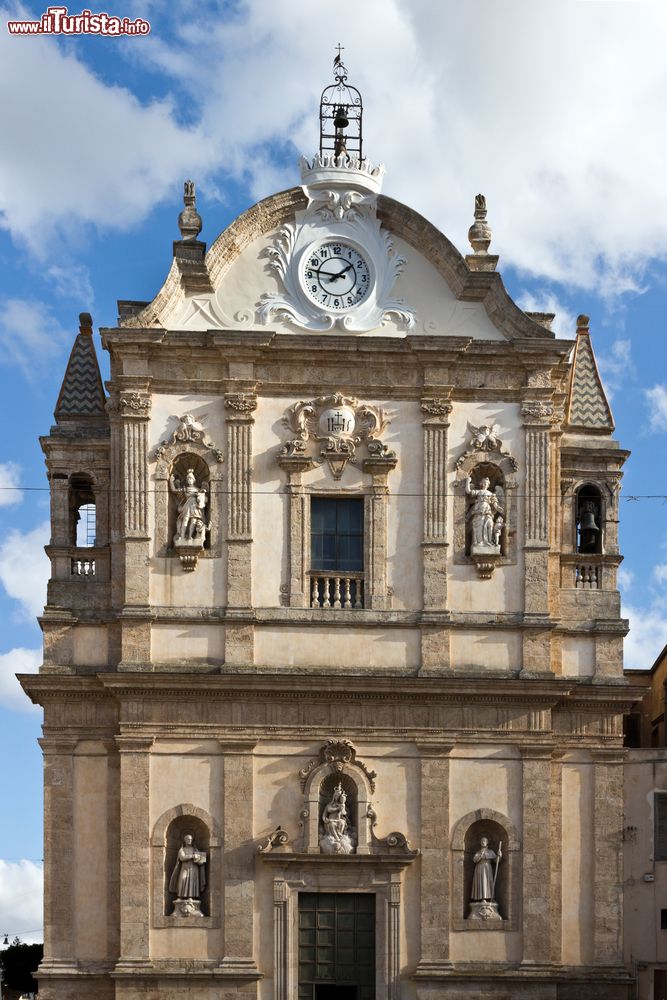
top-left (0, 860), bottom-right (43, 943)
top-left (0, 520), bottom-right (50, 621)
top-left (3, 1), bottom-right (667, 296)
top-left (0, 647), bottom-right (40, 713)
top-left (654, 564), bottom-right (667, 585)
top-left (597, 338), bottom-right (633, 401)
top-left (0, 462), bottom-right (21, 507)
top-left (623, 600), bottom-right (667, 670)
top-left (617, 567), bottom-right (634, 592)
top-left (515, 291), bottom-right (577, 338)
top-left (47, 265), bottom-right (94, 306)
top-left (0, 11), bottom-right (216, 258)
top-left (645, 384), bottom-right (667, 432)
top-left (0, 298), bottom-right (70, 378)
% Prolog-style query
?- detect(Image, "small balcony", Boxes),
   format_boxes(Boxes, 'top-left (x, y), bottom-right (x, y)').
top-left (71, 556), bottom-right (96, 577)
top-left (560, 553), bottom-right (622, 591)
top-left (309, 572), bottom-right (365, 609)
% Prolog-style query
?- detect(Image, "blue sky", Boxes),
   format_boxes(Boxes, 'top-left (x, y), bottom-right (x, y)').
top-left (1, 0), bottom-right (667, 940)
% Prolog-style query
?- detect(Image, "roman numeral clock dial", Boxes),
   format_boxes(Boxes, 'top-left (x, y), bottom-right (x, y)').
top-left (302, 242), bottom-right (372, 312)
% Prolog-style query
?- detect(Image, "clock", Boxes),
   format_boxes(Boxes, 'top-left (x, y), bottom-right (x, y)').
top-left (301, 241), bottom-right (372, 312)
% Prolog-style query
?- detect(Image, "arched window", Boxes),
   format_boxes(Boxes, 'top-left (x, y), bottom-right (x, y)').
top-left (69, 474), bottom-right (96, 547)
top-left (575, 484), bottom-right (603, 554)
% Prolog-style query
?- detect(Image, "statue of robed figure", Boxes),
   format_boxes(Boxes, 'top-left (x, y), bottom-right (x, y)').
top-left (468, 836), bottom-right (503, 921)
top-left (169, 833), bottom-right (207, 916)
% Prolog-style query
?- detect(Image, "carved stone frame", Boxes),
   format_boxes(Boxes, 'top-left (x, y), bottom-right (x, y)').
top-left (450, 808), bottom-right (521, 932)
top-left (453, 452), bottom-right (518, 569)
top-left (279, 470), bottom-right (394, 611)
top-left (261, 856), bottom-right (415, 1000)
top-left (151, 803), bottom-right (222, 929)
top-left (153, 443), bottom-right (224, 560)
top-left (299, 742), bottom-right (376, 854)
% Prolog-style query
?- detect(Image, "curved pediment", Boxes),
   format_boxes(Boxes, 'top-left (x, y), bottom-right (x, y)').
top-left (119, 184), bottom-right (554, 345)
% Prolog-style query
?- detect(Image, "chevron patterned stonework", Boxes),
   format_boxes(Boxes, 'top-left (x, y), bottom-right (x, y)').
top-left (567, 322), bottom-right (613, 430)
top-left (54, 313), bottom-right (106, 419)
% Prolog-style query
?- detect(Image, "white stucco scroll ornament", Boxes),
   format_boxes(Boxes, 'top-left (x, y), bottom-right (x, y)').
top-left (155, 413), bottom-right (223, 464)
top-left (257, 153), bottom-right (415, 332)
top-left (281, 392), bottom-right (396, 479)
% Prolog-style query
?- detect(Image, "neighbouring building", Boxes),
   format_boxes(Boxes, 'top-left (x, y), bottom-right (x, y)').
top-left (624, 648), bottom-right (667, 1000)
top-left (22, 60), bottom-right (648, 1000)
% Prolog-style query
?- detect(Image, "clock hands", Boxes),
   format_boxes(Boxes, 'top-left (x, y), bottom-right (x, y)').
top-left (323, 262), bottom-right (354, 283)
top-left (314, 260), bottom-right (354, 284)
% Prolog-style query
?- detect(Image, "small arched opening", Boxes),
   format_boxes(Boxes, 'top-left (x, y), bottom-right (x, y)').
top-left (68, 474), bottom-right (96, 547)
top-left (575, 483), bottom-right (603, 554)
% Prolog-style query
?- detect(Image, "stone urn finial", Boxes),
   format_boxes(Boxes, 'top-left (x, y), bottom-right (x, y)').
top-left (177, 179), bottom-right (202, 241)
top-left (468, 193), bottom-right (493, 255)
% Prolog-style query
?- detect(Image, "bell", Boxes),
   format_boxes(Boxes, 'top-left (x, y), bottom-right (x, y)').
top-left (579, 506), bottom-right (599, 533)
top-left (333, 105), bottom-right (349, 130)
top-left (579, 510), bottom-right (600, 531)
top-left (577, 501), bottom-right (600, 553)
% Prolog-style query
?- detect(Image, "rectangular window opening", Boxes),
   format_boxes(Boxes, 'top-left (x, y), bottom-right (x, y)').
top-left (309, 497), bottom-right (365, 609)
top-left (656, 792), bottom-right (667, 861)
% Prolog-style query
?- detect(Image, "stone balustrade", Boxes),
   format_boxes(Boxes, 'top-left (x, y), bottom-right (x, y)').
top-left (309, 572), bottom-right (364, 609)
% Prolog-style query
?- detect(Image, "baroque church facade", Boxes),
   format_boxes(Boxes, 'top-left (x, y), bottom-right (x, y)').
top-left (23, 64), bottom-right (646, 1000)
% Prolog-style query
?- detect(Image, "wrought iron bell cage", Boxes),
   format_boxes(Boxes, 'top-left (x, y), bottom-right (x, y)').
top-left (319, 53), bottom-right (363, 160)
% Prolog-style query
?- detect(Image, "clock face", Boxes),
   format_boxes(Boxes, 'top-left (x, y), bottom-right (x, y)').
top-left (302, 242), bottom-right (372, 311)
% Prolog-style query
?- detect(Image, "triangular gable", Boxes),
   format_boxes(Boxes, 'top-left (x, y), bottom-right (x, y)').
top-left (565, 316), bottom-right (614, 432)
top-left (54, 314), bottom-right (106, 421)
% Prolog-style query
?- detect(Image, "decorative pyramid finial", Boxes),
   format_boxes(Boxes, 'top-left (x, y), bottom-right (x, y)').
top-left (466, 194), bottom-right (498, 272)
top-left (54, 313), bottom-right (106, 422)
top-left (565, 315), bottom-right (614, 432)
top-left (177, 179), bottom-right (202, 241)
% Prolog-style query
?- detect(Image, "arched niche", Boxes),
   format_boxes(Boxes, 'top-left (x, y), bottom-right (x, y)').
top-left (450, 808), bottom-right (521, 932)
top-left (301, 754), bottom-right (374, 855)
top-left (454, 446), bottom-right (518, 568)
top-left (153, 438), bottom-right (223, 560)
top-left (150, 803), bottom-right (221, 929)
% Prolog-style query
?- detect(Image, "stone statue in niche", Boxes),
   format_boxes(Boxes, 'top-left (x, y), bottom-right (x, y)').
top-left (171, 469), bottom-right (209, 541)
top-left (469, 836), bottom-right (502, 921)
top-left (465, 475), bottom-right (505, 579)
top-left (169, 833), bottom-right (207, 916)
top-left (169, 467), bottom-right (210, 570)
top-left (319, 782), bottom-right (354, 855)
top-left (466, 476), bottom-right (504, 550)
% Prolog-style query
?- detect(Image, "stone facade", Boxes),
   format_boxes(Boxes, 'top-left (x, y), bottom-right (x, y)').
top-left (22, 145), bottom-right (646, 999)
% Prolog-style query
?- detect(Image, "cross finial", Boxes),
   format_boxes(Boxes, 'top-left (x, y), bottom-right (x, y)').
top-left (333, 43), bottom-right (346, 78)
